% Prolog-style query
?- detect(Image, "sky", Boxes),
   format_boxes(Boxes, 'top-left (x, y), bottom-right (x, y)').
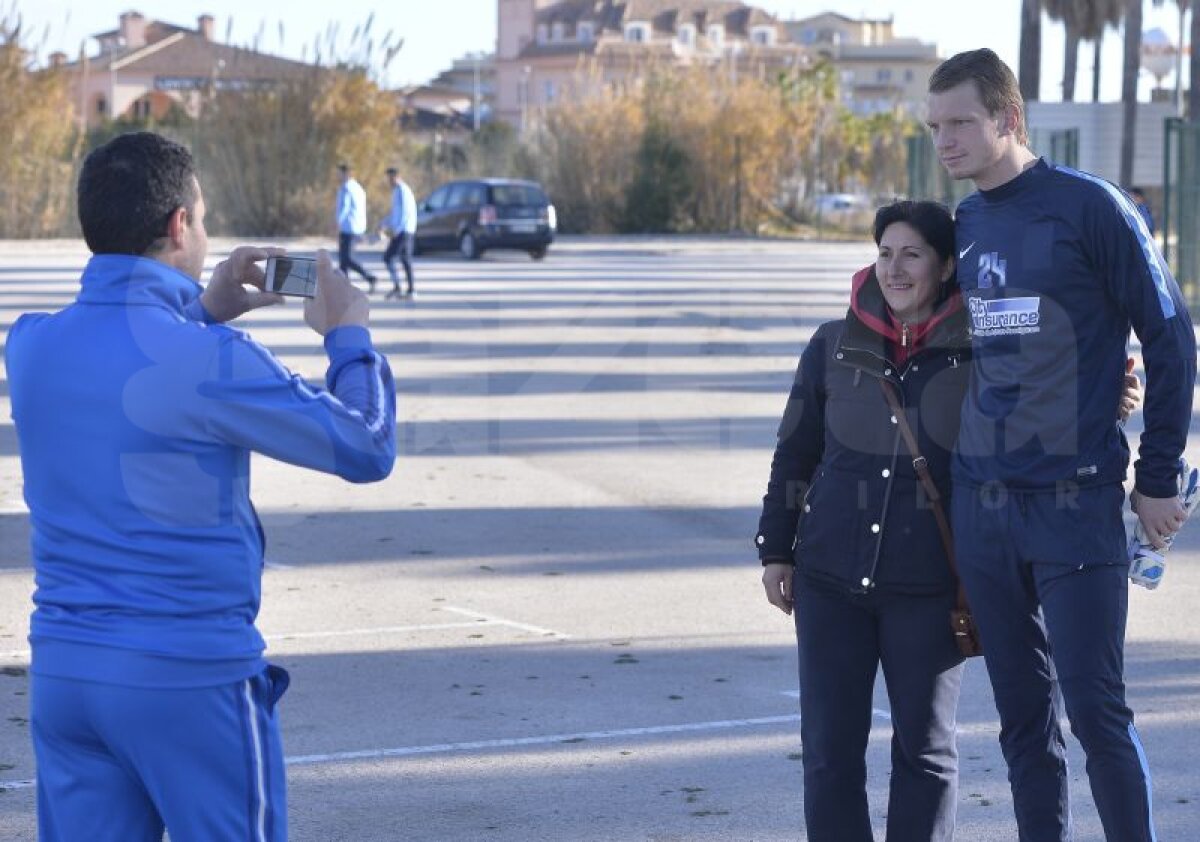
top-left (7, 0), bottom-right (1192, 101)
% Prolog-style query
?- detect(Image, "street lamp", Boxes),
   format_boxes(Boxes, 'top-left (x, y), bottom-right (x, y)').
top-left (519, 64), bottom-right (531, 135)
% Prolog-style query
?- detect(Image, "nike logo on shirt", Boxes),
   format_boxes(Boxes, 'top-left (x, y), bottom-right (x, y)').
top-left (959, 242), bottom-right (976, 259)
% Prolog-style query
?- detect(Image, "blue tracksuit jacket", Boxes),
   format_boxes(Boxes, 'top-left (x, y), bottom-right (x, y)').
top-left (5, 254), bottom-right (396, 688)
top-left (953, 159), bottom-right (1196, 499)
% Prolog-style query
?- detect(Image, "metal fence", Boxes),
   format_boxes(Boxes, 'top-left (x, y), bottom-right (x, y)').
top-left (1163, 118), bottom-right (1200, 304)
top-left (905, 134), bottom-right (971, 208)
top-left (906, 128), bottom-right (1080, 210)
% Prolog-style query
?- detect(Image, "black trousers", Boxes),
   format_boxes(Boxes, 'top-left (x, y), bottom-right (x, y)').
top-left (794, 574), bottom-right (964, 842)
top-left (338, 233), bottom-right (375, 283)
top-left (383, 232), bottom-right (414, 292)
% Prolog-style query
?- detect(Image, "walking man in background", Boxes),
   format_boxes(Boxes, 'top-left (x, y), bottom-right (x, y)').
top-left (7, 132), bottom-right (396, 841)
top-left (381, 166), bottom-right (417, 299)
top-left (335, 162), bottom-right (377, 290)
top-left (926, 48), bottom-right (1196, 842)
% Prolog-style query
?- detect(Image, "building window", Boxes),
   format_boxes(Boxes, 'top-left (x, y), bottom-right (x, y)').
top-left (677, 23), bottom-right (696, 47)
top-left (543, 80), bottom-right (556, 102)
top-left (876, 68), bottom-right (892, 82)
top-left (536, 24), bottom-right (548, 45)
top-left (96, 96), bottom-right (107, 116)
top-left (751, 26), bottom-right (775, 46)
top-left (624, 21), bottom-right (650, 43)
top-left (904, 69), bottom-right (914, 83)
top-left (551, 22), bottom-right (565, 42)
top-left (707, 24), bottom-right (724, 49)
top-left (577, 21), bottom-right (594, 42)
top-left (841, 70), bottom-right (855, 84)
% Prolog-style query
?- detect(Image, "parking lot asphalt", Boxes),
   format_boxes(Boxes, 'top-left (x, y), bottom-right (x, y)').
top-left (1, 236), bottom-right (1198, 840)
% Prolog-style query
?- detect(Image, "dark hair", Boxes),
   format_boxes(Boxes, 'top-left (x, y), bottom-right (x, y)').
top-left (338, 162), bottom-right (351, 173)
top-left (386, 167), bottom-right (398, 177)
top-left (929, 48), bottom-right (1027, 145)
top-left (77, 132), bottom-right (197, 256)
top-left (873, 200), bottom-right (956, 265)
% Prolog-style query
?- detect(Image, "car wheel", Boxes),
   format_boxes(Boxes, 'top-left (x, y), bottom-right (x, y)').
top-left (528, 246), bottom-right (548, 260)
top-left (459, 231), bottom-right (481, 260)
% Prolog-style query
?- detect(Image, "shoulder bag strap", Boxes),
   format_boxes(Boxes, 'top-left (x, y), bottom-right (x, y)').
top-left (878, 378), bottom-right (970, 612)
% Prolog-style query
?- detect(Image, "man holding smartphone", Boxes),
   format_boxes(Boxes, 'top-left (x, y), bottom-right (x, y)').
top-left (6, 132), bottom-right (396, 841)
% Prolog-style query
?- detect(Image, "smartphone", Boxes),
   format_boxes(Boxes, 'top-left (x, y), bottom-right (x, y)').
top-left (264, 255), bottom-right (317, 298)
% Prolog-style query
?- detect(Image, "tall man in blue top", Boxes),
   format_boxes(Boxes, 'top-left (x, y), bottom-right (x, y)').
top-left (926, 49), bottom-right (1196, 842)
top-left (335, 161), bottom-right (377, 290)
top-left (380, 166), bottom-right (418, 300)
top-left (6, 132), bottom-right (396, 841)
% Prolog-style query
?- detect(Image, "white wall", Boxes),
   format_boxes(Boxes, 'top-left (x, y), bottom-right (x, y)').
top-left (1026, 101), bottom-right (1177, 188)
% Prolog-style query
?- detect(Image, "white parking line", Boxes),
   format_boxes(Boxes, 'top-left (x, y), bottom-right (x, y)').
top-left (0, 606), bottom-right (568, 660)
top-left (266, 621), bottom-right (487, 641)
top-left (284, 713), bottom-right (801, 765)
top-left (0, 713), bottom-right (803, 792)
top-left (441, 605), bottom-right (571, 639)
top-left (779, 691), bottom-right (891, 721)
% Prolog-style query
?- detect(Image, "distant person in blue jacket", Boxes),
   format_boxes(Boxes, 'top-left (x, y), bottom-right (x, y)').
top-left (6, 132), bottom-right (396, 842)
top-left (380, 166), bottom-right (418, 300)
top-left (1130, 187), bottom-right (1156, 236)
top-left (927, 49), bottom-right (1196, 842)
top-left (335, 161), bottom-right (377, 290)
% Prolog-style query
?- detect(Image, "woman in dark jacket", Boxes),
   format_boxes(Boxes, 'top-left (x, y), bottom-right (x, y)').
top-left (757, 200), bottom-right (1141, 842)
top-left (757, 200), bottom-right (971, 842)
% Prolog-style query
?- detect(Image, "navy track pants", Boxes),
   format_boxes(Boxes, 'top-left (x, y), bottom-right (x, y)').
top-left (953, 483), bottom-right (1156, 842)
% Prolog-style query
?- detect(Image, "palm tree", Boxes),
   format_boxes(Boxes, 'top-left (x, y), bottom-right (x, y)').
top-left (1165, 0), bottom-right (1188, 110)
top-left (1080, 0), bottom-right (1125, 101)
top-left (1045, 1), bottom-right (1125, 102)
top-left (1044, 0), bottom-right (1086, 100)
top-left (1120, 0), bottom-right (1143, 187)
top-left (1020, 0), bottom-right (1043, 100)
top-left (1191, 1), bottom-right (1200, 116)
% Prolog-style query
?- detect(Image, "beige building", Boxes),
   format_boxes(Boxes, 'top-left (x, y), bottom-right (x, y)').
top-left (784, 12), bottom-right (941, 115)
top-left (53, 11), bottom-right (311, 130)
top-left (496, 0), bottom-right (810, 129)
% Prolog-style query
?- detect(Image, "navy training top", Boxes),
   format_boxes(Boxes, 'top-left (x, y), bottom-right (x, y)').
top-left (953, 159), bottom-right (1196, 498)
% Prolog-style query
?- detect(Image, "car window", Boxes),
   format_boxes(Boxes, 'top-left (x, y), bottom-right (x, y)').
top-left (491, 184), bottom-right (547, 206)
top-left (463, 184), bottom-right (487, 207)
top-left (424, 186), bottom-right (449, 211)
top-left (444, 184), bottom-right (471, 208)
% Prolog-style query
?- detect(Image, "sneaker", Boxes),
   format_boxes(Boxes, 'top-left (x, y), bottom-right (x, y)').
top-left (367, 278), bottom-right (377, 294)
top-left (385, 288), bottom-right (403, 301)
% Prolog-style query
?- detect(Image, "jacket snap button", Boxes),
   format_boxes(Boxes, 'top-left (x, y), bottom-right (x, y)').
top-left (870, 523), bottom-right (880, 533)
top-left (836, 352), bottom-right (844, 360)
top-left (804, 504), bottom-right (811, 513)
top-left (755, 535), bottom-right (764, 545)
top-left (884, 368), bottom-right (892, 375)
top-left (890, 415), bottom-right (897, 424)
top-left (861, 577), bottom-right (872, 587)
top-left (881, 469), bottom-right (890, 478)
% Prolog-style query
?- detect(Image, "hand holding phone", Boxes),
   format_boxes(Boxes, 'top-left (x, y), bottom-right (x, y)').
top-left (303, 250), bottom-right (369, 335)
top-left (200, 245), bottom-right (286, 323)
top-left (264, 255), bottom-right (318, 298)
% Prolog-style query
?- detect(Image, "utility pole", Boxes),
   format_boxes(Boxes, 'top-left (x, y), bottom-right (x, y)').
top-left (472, 53), bottom-right (481, 132)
